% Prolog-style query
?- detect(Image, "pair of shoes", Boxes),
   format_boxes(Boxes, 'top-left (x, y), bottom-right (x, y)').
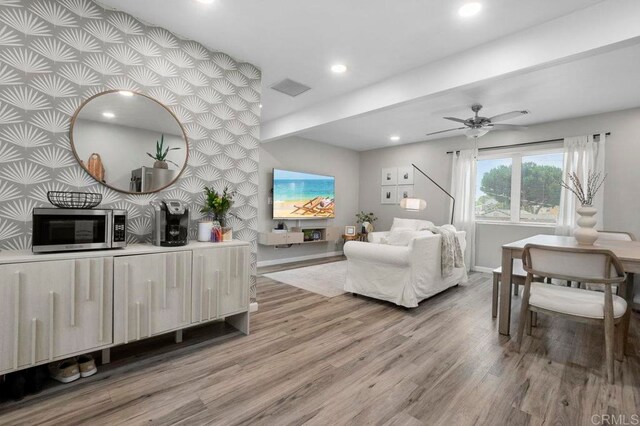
top-left (77, 354), bottom-right (98, 378)
top-left (49, 355), bottom-right (97, 384)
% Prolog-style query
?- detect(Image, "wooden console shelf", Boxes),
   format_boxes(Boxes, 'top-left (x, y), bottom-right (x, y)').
top-left (258, 226), bottom-right (340, 246)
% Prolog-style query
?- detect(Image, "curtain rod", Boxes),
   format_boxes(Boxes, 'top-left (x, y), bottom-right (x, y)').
top-left (445, 132), bottom-right (611, 154)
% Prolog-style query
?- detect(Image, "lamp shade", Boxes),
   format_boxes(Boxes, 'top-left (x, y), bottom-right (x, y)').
top-left (400, 198), bottom-right (427, 211)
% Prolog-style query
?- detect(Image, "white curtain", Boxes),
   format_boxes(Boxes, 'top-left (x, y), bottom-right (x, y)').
top-left (555, 134), bottom-right (606, 236)
top-left (451, 148), bottom-right (477, 271)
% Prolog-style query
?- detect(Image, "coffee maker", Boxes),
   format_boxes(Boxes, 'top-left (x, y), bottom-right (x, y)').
top-left (150, 200), bottom-right (189, 247)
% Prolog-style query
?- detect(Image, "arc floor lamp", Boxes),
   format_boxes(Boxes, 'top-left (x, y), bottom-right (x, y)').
top-left (399, 163), bottom-right (455, 225)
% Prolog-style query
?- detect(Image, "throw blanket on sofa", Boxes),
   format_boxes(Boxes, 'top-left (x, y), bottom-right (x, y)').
top-left (426, 225), bottom-right (464, 277)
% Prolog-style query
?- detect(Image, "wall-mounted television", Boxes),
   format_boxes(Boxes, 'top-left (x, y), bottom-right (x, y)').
top-left (273, 169), bottom-right (335, 219)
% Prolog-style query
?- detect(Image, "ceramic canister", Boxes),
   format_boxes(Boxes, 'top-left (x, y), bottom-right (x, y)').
top-left (198, 221), bottom-right (214, 242)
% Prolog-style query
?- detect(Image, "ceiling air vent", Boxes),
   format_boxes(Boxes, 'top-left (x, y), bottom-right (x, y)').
top-left (270, 78), bottom-right (311, 97)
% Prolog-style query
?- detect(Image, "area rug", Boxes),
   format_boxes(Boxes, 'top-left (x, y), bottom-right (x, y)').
top-left (262, 261), bottom-right (347, 298)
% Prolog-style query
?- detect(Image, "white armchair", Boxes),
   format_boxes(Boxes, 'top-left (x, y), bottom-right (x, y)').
top-left (344, 219), bottom-right (467, 308)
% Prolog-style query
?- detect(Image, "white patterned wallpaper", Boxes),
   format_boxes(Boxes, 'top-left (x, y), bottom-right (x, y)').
top-left (0, 0), bottom-right (261, 300)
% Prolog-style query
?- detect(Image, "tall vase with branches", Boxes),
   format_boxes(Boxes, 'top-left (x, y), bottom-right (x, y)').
top-left (560, 170), bottom-right (606, 245)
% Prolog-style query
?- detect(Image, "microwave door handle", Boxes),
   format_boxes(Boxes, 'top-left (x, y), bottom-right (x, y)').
top-left (107, 211), bottom-right (113, 247)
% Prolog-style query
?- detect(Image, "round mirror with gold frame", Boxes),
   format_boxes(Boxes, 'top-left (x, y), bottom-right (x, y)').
top-left (70, 90), bottom-right (189, 194)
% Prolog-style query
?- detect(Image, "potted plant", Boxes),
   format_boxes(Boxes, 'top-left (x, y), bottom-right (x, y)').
top-left (201, 186), bottom-right (236, 228)
top-left (355, 211), bottom-right (378, 234)
top-left (560, 170), bottom-right (606, 245)
top-left (147, 134), bottom-right (180, 169)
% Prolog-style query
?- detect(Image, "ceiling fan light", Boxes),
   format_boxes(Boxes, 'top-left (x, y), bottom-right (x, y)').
top-left (465, 128), bottom-right (489, 139)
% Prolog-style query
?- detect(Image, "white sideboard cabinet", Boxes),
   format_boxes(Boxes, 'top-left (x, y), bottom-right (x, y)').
top-left (0, 241), bottom-right (250, 376)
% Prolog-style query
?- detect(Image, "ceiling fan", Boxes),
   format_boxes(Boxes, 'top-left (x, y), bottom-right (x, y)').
top-left (427, 104), bottom-right (529, 138)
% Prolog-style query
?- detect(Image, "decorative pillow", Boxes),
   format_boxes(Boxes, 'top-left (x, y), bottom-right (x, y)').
top-left (390, 217), bottom-right (436, 232)
top-left (414, 230), bottom-right (434, 238)
top-left (386, 227), bottom-right (417, 246)
top-left (415, 220), bottom-right (435, 231)
top-left (390, 218), bottom-right (419, 232)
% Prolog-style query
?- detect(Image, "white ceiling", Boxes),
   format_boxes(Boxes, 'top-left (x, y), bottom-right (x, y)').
top-left (97, 0), bottom-right (602, 123)
top-left (299, 42), bottom-right (640, 150)
top-left (76, 92), bottom-right (184, 136)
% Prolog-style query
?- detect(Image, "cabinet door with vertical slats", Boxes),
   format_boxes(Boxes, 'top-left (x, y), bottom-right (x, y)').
top-left (219, 246), bottom-right (249, 316)
top-left (113, 252), bottom-right (192, 345)
top-left (191, 246), bottom-right (249, 323)
top-left (0, 258), bottom-right (113, 374)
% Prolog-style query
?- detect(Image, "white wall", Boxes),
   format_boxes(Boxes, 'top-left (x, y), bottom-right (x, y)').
top-left (357, 107), bottom-right (640, 269)
top-left (358, 139), bottom-right (456, 231)
top-left (258, 136), bottom-right (360, 264)
top-left (74, 119), bottom-right (185, 191)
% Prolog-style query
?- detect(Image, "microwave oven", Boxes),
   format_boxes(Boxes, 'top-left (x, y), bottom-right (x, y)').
top-left (32, 208), bottom-right (127, 253)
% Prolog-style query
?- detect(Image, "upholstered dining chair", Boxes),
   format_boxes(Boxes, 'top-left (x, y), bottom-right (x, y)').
top-left (598, 231), bottom-right (637, 242)
top-left (516, 244), bottom-right (628, 383)
top-left (492, 260), bottom-right (526, 318)
top-left (597, 232), bottom-right (639, 311)
top-left (570, 231), bottom-right (636, 291)
top-left (491, 260), bottom-right (550, 318)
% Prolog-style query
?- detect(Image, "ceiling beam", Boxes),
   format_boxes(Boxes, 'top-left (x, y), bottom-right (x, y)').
top-left (261, 0), bottom-right (640, 142)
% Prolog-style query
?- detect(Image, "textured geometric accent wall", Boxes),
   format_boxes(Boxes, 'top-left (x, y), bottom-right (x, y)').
top-left (0, 0), bottom-right (261, 301)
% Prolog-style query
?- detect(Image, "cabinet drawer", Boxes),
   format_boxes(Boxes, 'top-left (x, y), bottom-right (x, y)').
top-left (286, 233), bottom-right (304, 244)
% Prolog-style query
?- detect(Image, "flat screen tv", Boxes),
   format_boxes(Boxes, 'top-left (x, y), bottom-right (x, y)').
top-left (273, 169), bottom-right (335, 219)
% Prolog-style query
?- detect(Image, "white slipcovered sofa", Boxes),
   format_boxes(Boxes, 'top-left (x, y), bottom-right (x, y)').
top-left (344, 218), bottom-right (467, 308)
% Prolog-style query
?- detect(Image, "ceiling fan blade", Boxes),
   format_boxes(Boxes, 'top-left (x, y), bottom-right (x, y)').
top-left (426, 127), bottom-right (467, 136)
top-left (487, 124), bottom-right (528, 130)
top-left (443, 117), bottom-right (468, 124)
top-left (489, 110), bottom-right (529, 122)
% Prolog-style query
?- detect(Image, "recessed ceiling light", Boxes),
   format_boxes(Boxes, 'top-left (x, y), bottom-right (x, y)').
top-left (331, 64), bottom-right (348, 74)
top-left (390, 135), bottom-right (400, 142)
top-left (102, 112), bottom-right (115, 119)
top-left (118, 90), bottom-right (134, 97)
top-left (196, 0), bottom-right (214, 4)
top-left (459, 2), bottom-right (482, 17)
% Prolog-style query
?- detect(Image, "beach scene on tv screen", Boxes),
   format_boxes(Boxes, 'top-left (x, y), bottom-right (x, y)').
top-left (273, 169), bottom-right (335, 219)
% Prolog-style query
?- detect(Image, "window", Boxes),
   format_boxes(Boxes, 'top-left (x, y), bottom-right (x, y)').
top-left (475, 149), bottom-right (564, 224)
top-left (476, 157), bottom-right (512, 221)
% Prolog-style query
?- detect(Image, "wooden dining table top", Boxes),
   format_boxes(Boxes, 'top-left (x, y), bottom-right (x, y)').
top-left (503, 234), bottom-right (640, 263)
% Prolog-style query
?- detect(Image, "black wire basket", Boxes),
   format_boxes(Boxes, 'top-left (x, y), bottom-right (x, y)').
top-left (47, 191), bottom-right (103, 209)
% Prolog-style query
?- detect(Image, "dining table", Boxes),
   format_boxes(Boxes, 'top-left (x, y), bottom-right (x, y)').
top-left (498, 234), bottom-right (640, 339)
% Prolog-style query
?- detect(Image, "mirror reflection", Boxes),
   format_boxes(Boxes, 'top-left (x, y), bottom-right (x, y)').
top-left (71, 91), bottom-right (188, 193)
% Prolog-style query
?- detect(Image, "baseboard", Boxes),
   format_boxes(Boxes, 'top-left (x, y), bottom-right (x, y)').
top-left (472, 266), bottom-right (494, 274)
top-left (257, 251), bottom-right (344, 268)
top-left (249, 302), bottom-right (258, 313)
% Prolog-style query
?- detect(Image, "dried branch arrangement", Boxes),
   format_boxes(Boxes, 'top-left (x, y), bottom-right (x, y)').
top-left (560, 170), bottom-right (606, 206)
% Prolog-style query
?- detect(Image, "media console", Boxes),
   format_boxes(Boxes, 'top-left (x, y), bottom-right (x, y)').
top-left (258, 226), bottom-right (340, 246)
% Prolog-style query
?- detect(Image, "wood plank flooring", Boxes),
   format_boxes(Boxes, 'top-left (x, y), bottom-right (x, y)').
top-left (0, 260), bottom-right (638, 425)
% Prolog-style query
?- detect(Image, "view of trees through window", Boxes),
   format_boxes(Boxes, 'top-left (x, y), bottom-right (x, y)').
top-left (476, 152), bottom-right (564, 223)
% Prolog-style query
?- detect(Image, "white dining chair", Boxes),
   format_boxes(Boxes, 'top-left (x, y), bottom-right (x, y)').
top-left (597, 231), bottom-right (637, 242)
top-left (566, 231), bottom-right (635, 291)
top-left (491, 260), bottom-right (551, 318)
top-left (517, 244), bottom-right (628, 384)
